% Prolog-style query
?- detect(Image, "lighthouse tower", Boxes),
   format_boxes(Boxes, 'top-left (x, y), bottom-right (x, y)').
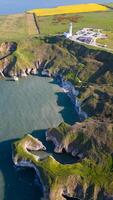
top-left (64, 22), bottom-right (73, 38)
top-left (69, 22), bottom-right (73, 37)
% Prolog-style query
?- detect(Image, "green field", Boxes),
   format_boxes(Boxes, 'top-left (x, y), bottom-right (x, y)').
top-left (0, 13), bottom-right (38, 42)
top-left (0, 7), bottom-right (113, 49)
top-left (37, 9), bottom-right (113, 49)
top-left (38, 11), bottom-right (113, 34)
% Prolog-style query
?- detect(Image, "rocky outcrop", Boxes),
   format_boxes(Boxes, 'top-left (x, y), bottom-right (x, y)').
top-left (13, 134), bottom-right (113, 200)
top-left (61, 80), bottom-right (87, 120)
top-left (0, 70), bottom-right (5, 78)
top-left (77, 84), bottom-right (113, 121)
top-left (25, 68), bottom-right (32, 75)
top-left (21, 134), bottom-right (46, 151)
top-left (12, 135), bottom-right (48, 199)
top-left (19, 69), bottom-right (27, 77)
top-left (13, 134), bottom-right (46, 164)
top-left (46, 120), bottom-right (113, 161)
top-left (30, 67), bottom-right (38, 75)
top-left (0, 42), bottom-right (17, 54)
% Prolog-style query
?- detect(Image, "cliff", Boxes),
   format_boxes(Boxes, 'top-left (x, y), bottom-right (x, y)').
top-left (46, 120), bottom-right (113, 161)
top-left (1, 35), bottom-right (113, 83)
top-left (13, 134), bottom-right (113, 200)
top-left (11, 36), bottom-right (113, 199)
top-left (0, 37), bottom-right (77, 78)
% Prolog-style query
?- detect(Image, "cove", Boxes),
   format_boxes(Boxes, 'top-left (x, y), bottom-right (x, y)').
top-left (0, 76), bottom-right (79, 200)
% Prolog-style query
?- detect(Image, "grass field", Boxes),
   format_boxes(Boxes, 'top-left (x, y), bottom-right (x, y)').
top-left (0, 4), bottom-right (113, 50)
top-left (0, 13), bottom-right (38, 42)
top-left (37, 10), bottom-right (113, 49)
top-left (29, 3), bottom-right (108, 16)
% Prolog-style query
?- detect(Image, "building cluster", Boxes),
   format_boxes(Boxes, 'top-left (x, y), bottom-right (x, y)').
top-left (64, 23), bottom-right (107, 47)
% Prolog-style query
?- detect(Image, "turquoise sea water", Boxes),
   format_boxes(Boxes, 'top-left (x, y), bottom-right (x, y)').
top-left (0, 76), bottom-right (78, 200)
top-left (0, 0), bottom-right (111, 14)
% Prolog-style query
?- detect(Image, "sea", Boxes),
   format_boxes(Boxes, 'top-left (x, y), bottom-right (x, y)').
top-left (0, 76), bottom-right (79, 200)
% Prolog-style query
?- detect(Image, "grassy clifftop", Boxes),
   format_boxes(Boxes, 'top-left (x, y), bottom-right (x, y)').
top-left (1, 35), bottom-right (113, 82)
top-left (13, 132), bottom-right (113, 200)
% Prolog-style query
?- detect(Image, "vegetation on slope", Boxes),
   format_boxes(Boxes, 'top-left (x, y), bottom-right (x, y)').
top-left (47, 120), bottom-right (113, 161)
top-left (0, 36), bottom-right (77, 77)
top-left (13, 133), bottom-right (113, 200)
top-left (1, 35), bottom-right (113, 120)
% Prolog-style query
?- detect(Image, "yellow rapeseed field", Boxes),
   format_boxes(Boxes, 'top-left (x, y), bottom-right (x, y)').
top-left (29, 3), bottom-right (108, 16)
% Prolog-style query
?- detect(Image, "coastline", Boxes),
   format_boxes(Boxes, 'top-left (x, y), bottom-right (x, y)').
top-left (1, 62), bottom-right (87, 122)
top-left (10, 71), bottom-right (88, 200)
top-left (55, 74), bottom-right (87, 121)
top-left (61, 79), bottom-right (87, 121)
top-left (12, 135), bottom-right (50, 200)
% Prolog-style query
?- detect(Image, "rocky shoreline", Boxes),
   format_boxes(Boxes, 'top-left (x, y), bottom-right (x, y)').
top-left (0, 54), bottom-right (87, 124)
top-left (12, 135), bottom-right (50, 200)
top-left (13, 133), bottom-right (113, 200)
top-left (1, 67), bottom-right (39, 79)
top-left (61, 79), bottom-right (87, 121)
top-left (53, 73), bottom-right (88, 121)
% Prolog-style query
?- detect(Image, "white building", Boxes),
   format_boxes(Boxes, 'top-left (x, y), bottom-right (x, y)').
top-left (64, 23), bottom-right (73, 38)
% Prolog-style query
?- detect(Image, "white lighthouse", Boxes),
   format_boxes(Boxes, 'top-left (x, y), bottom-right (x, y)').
top-left (69, 22), bottom-right (73, 37)
top-left (64, 23), bottom-right (73, 38)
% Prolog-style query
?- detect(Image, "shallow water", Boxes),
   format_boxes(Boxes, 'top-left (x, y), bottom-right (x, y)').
top-left (0, 0), bottom-right (111, 15)
top-left (0, 76), bottom-right (78, 200)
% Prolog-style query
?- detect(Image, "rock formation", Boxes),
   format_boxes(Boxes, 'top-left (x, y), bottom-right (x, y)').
top-left (13, 133), bottom-right (113, 200)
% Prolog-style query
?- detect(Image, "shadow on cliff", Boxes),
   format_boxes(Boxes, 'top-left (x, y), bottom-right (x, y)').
top-left (3, 56), bottom-right (17, 76)
top-left (49, 79), bottom-right (80, 125)
top-left (0, 139), bottom-right (42, 200)
top-left (88, 63), bottom-right (111, 83)
top-left (32, 129), bottom-right (78, 164)
top-left (81, 89), bottom-right (112, 118)
top-left (55, 92), bottom-right (79, 125)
